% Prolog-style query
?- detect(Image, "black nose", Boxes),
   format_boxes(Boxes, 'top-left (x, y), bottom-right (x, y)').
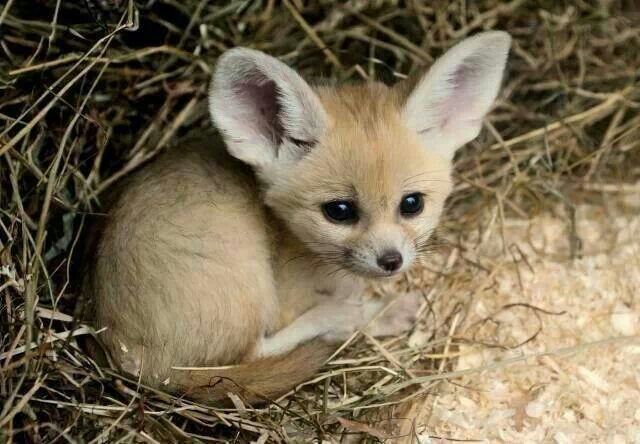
top-left (377, 250), bottom-right (403, 272)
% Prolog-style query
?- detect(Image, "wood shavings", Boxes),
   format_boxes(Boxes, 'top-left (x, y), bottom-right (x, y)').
top-left (413, 202), bottom-right (640, 442)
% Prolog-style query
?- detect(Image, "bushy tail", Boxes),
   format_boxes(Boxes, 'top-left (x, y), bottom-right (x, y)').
top-left (167, 340), bottom-right (334, 404)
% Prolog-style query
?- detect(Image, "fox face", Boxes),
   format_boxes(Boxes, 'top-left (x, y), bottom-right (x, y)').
top-left (209, 32), bottom-right (511, 278)
top-left (262, 83), bottom-right (454, 278)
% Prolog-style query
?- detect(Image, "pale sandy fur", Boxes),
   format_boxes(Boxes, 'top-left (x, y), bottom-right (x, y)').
top-left (84, 32), bottom-right (510, 403)
top-left (86, 85), bottom-right (450, 402)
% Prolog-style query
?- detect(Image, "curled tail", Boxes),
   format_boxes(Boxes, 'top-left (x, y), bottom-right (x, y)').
top-left (167, 340), bottom-right (334, 404)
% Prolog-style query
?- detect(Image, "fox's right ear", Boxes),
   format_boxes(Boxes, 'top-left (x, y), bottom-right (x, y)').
top-left (209, 48), bottom-right (328, 170)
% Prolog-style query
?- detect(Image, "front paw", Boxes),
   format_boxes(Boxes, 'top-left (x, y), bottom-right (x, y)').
top-left (320, 297), bottom-right (385, 342)
top-left (366, 292), bottom-right (423, 337)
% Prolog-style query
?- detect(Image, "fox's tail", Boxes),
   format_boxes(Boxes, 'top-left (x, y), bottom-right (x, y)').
top-left (167, 340), bottom-right (334, 404)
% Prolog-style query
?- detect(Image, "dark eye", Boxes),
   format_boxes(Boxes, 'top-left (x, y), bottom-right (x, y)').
top-left (400, 193), bottom-right (424, 216)
top-left (322, 200), bottom-right (358, 223)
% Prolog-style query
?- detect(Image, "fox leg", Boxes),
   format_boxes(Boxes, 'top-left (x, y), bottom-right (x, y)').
top-left (255, 296), bottom-right (384, 358)
top-left (365, 291), bottom-right (423, 338)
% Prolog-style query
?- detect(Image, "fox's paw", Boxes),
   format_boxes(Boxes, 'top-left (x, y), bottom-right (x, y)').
top-left (366, 292), bottom-right (423, 338)
top-left (321, 297), bottom-right (385, 342)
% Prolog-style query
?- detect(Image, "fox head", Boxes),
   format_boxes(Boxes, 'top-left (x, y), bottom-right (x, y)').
top-left (209, 32), bottom-right (511, 278)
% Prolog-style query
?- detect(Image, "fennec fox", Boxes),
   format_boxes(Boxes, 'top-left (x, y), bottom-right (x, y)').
top-left (84, 31), bottom-right (511, 403)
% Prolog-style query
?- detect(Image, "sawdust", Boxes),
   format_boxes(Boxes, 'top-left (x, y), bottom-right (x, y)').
top-left (414, 195), bottom-right (640, 442)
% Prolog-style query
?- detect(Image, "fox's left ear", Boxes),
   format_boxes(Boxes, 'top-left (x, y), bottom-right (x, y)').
top-left (402, 31), bottom-right (511, 161)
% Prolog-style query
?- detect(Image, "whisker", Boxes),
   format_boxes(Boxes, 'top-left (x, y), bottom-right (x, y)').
top-left (402, 169), bottom-right (453, 186)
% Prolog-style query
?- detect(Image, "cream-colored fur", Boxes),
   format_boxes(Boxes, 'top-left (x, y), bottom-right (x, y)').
top-left (84, 31), bottom-right (511, 403)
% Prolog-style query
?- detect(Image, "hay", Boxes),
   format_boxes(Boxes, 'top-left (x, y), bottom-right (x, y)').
top-left (1, 0), bottom-right (639, 442)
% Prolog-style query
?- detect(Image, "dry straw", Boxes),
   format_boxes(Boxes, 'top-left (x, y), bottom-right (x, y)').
top-left (1, 0), bottom-right (638, 442)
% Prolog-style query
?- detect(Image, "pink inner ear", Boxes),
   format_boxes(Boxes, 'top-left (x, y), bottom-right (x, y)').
top-left (439, 55), bottom-right (486, 129)
top-left (231, 72), bottom-right (284, 145)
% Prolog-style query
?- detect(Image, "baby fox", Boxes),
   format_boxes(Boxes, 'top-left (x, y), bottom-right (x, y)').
top-left (84, 31), bottom-right (511, 402)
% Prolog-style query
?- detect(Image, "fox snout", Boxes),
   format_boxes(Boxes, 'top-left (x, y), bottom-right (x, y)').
top-left (377, 250), bottom-right (403, 272)
top-left (342, 225), bottom-right (421, 278)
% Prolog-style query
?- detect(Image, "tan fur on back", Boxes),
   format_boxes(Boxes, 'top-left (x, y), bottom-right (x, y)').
top-left (89, 138), bottom-right (274, 379)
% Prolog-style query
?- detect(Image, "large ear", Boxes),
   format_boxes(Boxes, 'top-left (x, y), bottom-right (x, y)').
top-left (403, 31), bottom-right (511, 161)
top-left (209, 48), bottom-right (328, 170)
